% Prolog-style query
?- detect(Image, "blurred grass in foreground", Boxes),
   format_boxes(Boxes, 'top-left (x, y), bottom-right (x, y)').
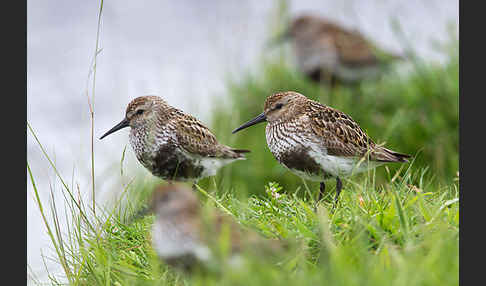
top-left (28, 160), bottom-right (458, 285)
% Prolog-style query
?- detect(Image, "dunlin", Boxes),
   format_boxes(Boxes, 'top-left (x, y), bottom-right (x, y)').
top-left (148, 184), bottom-right (283, 270)
top-left (273, 14), bottom-right (403, 87)
top-left (232, 91), bottom-right (410, 203)
top-left (100, 96), bottom-right (249, 182)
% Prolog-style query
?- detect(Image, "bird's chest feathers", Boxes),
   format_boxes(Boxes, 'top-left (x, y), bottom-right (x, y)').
top-left (266, 122), bottom-right (306, 155)
top-left (130, 126), bottom-right (207, 181)
top-left (265, 124), bottom-right (367, 179)
top-left (130, 126), bottom-right (172, 166)
top-left (266, 124), bottom-right (323, 178)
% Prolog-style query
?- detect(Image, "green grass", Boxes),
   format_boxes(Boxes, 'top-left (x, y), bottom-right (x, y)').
top-left (27, 2), bottom-right (458, 284)
top-left (28, 57), bottom-right (459, 286)
top-left (28, 155), bottom-right (458, 285)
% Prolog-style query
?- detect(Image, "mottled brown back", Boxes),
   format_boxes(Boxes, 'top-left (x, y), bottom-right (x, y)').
top-left (304, 98), bottom-right (410, 162)
top-left (162, 106), bottom-right (249, 159)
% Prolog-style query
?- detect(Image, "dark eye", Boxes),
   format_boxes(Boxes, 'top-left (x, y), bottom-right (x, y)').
top-left (136, 109), bottom-right (144, 115)
top-left (275, 103), bottom-right (283, 110)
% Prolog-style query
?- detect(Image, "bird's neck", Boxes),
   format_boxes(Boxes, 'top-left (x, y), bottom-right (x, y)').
top-left (129, 120), bottom-right (159, 160)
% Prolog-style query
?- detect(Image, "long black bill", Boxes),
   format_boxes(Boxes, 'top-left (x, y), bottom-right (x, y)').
top-left (100, 118), bottom-right (129, 140)
top-left (232, 112), bottom-right (267, 134)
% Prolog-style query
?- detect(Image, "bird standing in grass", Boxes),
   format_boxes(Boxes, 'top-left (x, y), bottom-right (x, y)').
top-left (272, 14), bottom-right (403, 88)
top-left (100, 96), bottom-right (249, 183)
top-left (148, 184), bottom-right (284, 271)
top-left (232, 91), bottom-right (410, 203)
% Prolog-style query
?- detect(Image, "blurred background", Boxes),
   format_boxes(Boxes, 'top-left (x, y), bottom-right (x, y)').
top-left (27, 0), bottom-right (458, 283)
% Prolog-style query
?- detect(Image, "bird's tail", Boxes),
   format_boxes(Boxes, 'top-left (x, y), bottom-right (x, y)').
top-left (230, 148), bottom-right (251, 159)
top-left (232, 149), bottom-right (251, 154)
top-left (373, 45), bottom-right (407, 65)
top-left (374, 147), bottom-right (411, 163)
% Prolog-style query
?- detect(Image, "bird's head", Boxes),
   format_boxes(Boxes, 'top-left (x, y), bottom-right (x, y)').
top-left (232, 91), bottom-right (307, 134)
top-left (100, 95), bottom-right (166, 139)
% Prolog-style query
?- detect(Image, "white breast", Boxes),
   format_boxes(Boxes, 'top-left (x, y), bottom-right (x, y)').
top-left (129, 125), bottom-right (177, 170)
top-left (266, 122), bottom-right (307, 159)
top-left (151, 218), bottom-right (211, 262)
top-left (294, 36), bottom-right (338, 75)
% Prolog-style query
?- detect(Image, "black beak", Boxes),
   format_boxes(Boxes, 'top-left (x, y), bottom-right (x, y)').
top-left (100, 118), bottom-right (129, 140)
top-left (232, 112), bottom-right (267, 134)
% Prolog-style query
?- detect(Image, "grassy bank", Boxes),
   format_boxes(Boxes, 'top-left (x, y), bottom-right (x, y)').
top-left (28, 160), bottom-right (458, 285)
top-left (28, 40), bottom-right (459, 284)
top-left (27, 2), bottom-right (458, 284)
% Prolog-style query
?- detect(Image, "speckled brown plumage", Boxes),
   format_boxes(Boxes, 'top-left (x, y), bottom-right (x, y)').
top-left (126, 96), bottom-right (247, 159)
top-left (100, 95), bottom-right (250, 182)
top-left (264, 91), bottom-right (410, 163)
top-left (233, 91), bottom-right (411, 203)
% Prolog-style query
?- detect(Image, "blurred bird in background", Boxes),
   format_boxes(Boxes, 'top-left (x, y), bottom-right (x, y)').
top-left (269, 14), bottom-right (405, 89)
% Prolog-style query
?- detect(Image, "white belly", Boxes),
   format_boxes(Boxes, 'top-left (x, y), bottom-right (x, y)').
top-left (151, 218), bottom-right (210, 261)
top-left (307, 148), bottom-right (383, 179)
top-left (198, 157), bottom-right (241, 178)
top-left (266, 124), bottom-right (383, 181)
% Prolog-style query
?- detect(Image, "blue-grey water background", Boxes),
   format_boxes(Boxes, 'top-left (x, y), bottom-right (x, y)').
top-left (27, 0), bottom-right (458, 283)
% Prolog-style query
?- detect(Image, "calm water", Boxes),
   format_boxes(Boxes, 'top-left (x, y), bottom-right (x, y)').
top-left (27, 0), bottom-right (458, 282)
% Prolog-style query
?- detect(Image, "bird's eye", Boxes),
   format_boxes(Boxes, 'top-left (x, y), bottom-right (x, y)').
top-left (136, 109), bottom-right (144, 115)
top-left (275, 103), bottom-right (283, 110)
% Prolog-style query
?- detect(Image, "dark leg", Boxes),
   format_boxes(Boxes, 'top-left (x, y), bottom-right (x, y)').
top-left (318, 181), bottom-right (326, 202)
top-left (334, 177), bottom-right (343, 204)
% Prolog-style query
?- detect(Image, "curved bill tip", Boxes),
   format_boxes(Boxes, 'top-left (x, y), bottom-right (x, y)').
top-left (100, 118), bottom-right (129, 140)
top-left (232, 112), bottom-right (266, 134)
